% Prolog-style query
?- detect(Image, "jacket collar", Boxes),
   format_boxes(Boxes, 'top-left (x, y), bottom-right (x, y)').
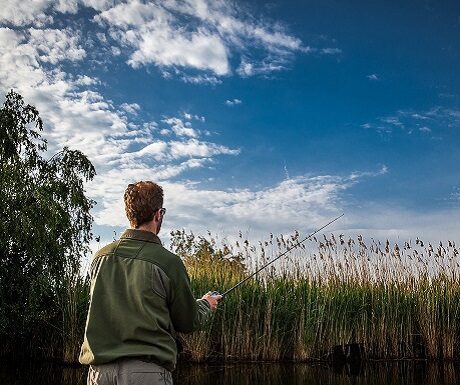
top-left (121, 229), bottom-right (162, 245)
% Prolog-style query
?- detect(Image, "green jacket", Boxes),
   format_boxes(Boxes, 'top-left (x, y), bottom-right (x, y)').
top-left (79, 229), bottom-right (211, 371)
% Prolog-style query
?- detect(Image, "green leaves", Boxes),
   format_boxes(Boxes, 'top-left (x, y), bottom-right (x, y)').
top-left (0, 90), bottom-right (95, 356)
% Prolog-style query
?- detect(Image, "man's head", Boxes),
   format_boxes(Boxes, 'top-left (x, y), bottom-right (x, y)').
top-left (124, 181), bottom-right (165, 233)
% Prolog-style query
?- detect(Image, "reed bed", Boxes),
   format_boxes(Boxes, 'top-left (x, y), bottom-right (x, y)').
top-left (172, 230), bottom-right (460, 362)
top-left (5, 229), bottom-right (458, 364)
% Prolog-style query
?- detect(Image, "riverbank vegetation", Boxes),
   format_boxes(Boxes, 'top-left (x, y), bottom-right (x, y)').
top-left (176, 230), bottom-right (460, 362)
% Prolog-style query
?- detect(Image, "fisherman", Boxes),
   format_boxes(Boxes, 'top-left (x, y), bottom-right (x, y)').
top-left (79, 181), bottom-right (221, 385)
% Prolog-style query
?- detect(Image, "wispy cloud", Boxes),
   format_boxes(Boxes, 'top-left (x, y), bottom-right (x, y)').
top-left (225, 98), bottom-right (242, 106)
top-left (93, 168), bottom-right (386, 240)
top-left (449, 187), bottom-right (460, 204)
top-left (320, 47), bottom-right (342, 55)
top-left (367, 74), bottom-right (379, 81)
top-left (362, 107), bottom-right (460, 136)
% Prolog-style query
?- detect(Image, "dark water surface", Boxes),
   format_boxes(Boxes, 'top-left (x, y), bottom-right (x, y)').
top-left (2, 360), bottom-right (460, 385)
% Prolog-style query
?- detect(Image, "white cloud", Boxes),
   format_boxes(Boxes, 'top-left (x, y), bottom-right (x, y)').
top-left (237, 59), bottom-right (254, 77)
top-left (1, 0), bottom-right (331, 82)
top-left (130, 29), bottom-right (229, 75)
top-left (380, 116), bottom-right (404, 127)
top-left (93, 0), bottom-right (310, 79)
top-left (349, 165), bottom-right (388, 180)
top-left (169, 139), bottom-right (240, 159)
top-left (74, 74), bottom-right (100, 86)
top-left (0, 0), bottom-right (112, 27)
top-left (28, 28), bottom-right (86, 64)
top-left (321, 47), bottom-right (342, 55)
top-left (366, 107), bottom-right (460, 136)
top-left (367, 74), bottom-right (379, 81)
top-left (92, 176), bottom-right (460, 250)
top-left (162, 117), bottom-right (199, 138)
top-left (95, 1), bottom-right (230, 75)
top-left (91, 167), bottom-right (411, 246)
top-left (111, 46), bottom-right (121, 56)
top-left (225, 98), bottom-right (242, 106)
top-left (0, 0), bottom-right (54, 27)
top-left (180, 73), bottom-right (222, 85)
top-left (120, 102), bottom-right (141, 115)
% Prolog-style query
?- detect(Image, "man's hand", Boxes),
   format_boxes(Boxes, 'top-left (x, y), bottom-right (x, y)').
top-left (201, 292), bottom-right (222, 311)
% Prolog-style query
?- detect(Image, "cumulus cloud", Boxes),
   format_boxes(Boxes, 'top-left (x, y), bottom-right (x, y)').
top-left (0, 0), bottom-right (54, 27)
top-left (0, 0), bottom-right (113, 27)
top-left (28, 28), bottom-right (86, 63)
top-left (93, 0), bottom-right (308, 78)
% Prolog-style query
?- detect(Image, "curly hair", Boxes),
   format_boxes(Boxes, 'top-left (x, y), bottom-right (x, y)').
top-left (124, 181), bottom-right (164, 228)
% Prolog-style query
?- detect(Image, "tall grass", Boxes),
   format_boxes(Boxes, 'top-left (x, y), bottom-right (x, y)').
top-left (59, 271), bottom-right (90, 363)
top-left (8, 229), bottom-right (458, 364)
top-left (172, 230), bottom-right (460, 362)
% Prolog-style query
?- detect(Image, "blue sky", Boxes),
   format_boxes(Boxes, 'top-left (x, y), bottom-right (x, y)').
top-left (1, 0), bottom-right (459, 247)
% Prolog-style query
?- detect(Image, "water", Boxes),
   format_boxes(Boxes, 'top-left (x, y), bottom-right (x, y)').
top-left (2, 360), bottom-right (460, 385)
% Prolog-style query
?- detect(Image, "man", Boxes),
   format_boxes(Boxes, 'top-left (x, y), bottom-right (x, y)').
top-left (79, 181), bottom-right (221, 385)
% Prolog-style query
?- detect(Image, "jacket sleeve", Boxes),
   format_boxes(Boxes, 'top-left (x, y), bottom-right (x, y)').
top-left (169, 259), bottom-right (212, 333)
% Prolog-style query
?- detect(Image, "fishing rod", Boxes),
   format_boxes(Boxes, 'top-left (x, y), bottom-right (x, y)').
top-left (211, 213), bottom-right (344, 298)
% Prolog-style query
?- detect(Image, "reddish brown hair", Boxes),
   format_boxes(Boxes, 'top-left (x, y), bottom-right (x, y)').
top-left (124, 181), bottom-right (163, 228)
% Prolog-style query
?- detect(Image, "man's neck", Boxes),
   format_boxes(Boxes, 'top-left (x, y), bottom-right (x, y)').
top-left (137, 221), bottom-right (158, 235)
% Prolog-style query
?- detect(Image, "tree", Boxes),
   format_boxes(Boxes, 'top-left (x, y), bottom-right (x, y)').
top-left (0, 90), bottom-right (96, 357)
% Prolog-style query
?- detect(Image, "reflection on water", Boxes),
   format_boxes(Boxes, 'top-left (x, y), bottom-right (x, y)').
top-left (2, 360), bottom-right (460, 385)
top-left (0, 360), bottom-right (87, 385)
top-left (175, 362), bottom-right (460, 385)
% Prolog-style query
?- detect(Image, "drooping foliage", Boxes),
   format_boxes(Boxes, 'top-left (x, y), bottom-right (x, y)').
top-left (0, 90), bottom-right (95, 356)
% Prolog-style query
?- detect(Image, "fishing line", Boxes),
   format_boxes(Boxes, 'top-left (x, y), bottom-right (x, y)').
top-left (211, 213), bottom-right (344, 298)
